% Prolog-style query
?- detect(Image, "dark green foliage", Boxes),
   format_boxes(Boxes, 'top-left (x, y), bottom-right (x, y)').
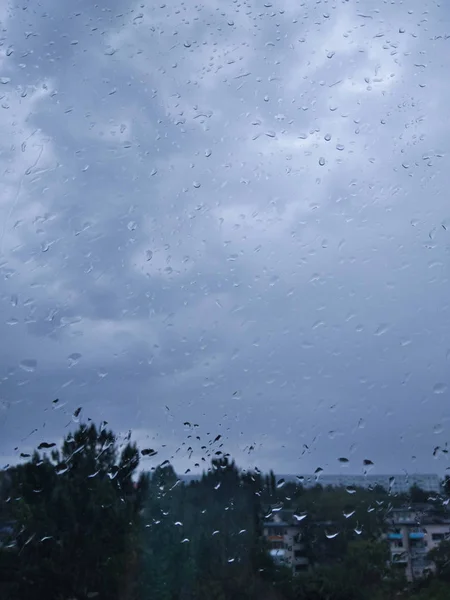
top-left (0, 423), bottom-right (145, 600)
top-left (2, 432), bottom-right (450, 600)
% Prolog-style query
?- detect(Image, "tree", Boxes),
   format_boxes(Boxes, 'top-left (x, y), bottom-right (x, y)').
top-left (0, 423), bottom-right (145, 600)
top-left (428, 539), bottom-right (450, 582)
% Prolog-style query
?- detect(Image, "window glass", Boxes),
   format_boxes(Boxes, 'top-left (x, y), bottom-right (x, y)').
top-left (1, 1), bottom-right (450, 599)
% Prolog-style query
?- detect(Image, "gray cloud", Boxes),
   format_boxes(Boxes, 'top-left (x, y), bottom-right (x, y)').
top-left (0, 0), bottom-right (450, 477)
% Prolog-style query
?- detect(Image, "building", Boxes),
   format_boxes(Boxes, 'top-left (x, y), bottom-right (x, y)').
top-left (276, 473), bottom-right (442, 495)
top-left (385, 505), bottom-right (450, 581)
top-left (263, 510), bottom-right (309, 574)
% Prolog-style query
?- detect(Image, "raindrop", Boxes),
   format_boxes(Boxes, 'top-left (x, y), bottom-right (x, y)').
top-left (19, 359), bottom-right (37, 372)
top-left (325, 531), bottom-right (339, 539)
top-left (293, 512), bottom-right (307, 522)
top-left (205, 149), bottom-right (212, 157)
top-left (214, 482), bottom-right (221, 490)
top-left (127, 221), bottom-right (137, 232)
top-left (374, 323), bottom-right (389, 336)
top-left (324, 133), bottom-right (331, 141)
top-left (107, 468), bottom-right (119, 480)
top-left (327, 51), bottom-right (335, 59)
top-left (141, 448), bottom-right (157, 457)
top-left (343, 509), bottom-right (355, 519)
top-left (276, 478), bottom-right (286, 489)
top-left (228, 558), bottom-right (235, 563)
top-left (433, 383), bottom-right (447, 395)
top-left (146, 250), bottom-right (153, 261)
top-left (318, 157), bottom-right (326, 166)
top-left (363, 459), bottom-right (374, 466)
top-left (55, 463), bottom-right (69, 475)
top-left (37, 442), bottom-right (56, 450)
top-left (193, 181), bottom-right (201, 189)
top-left (346, 486), bottom-right (356, 494)
top-left (338, 457), bottom-right (349, 463)
top-left (68, 353), bottom-right (82, 367)
top-left (0, 77), bottom-right (11, 84)
top-left (181, 538), bottom-right (190, 543)
top-left (354, 524), bottom-right (363, 535)
top-left (336, 144), bottom-right (345, 151)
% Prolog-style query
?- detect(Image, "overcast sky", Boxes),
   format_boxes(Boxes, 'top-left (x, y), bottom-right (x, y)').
top-left (0, 0), bottom-right (449, 478)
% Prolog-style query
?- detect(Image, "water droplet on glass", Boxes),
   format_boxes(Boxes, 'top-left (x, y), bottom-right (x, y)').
top-left (193, 181), bottom-right (201, 189)
top-left (374, 323), bottom-right (389, 336)
top-left (318, 157), bottom-right (326, 166)
top-left (68, 353), bottom-right (82, 367)
top-left (127, 221), bottom-right (137, 232)
top-left (433, 383), bottom-right (447, 395)
top-left (141, 448), bottom-right (157, 457)
top-left (181, 538), bottom-right (190, 543)
top-left (343, 509), bottom-right (355, 519)
top-left (293, 512), bottom-right (307, 522)
top-left (37, 442), bottom-right (56, 450)
top-left (0, 77), bottom-right (11, 84)
top-left (19, 359), bottom-right (37, 372)
top-left (336, 144), bottom-right (345, 151)
top-left (324, 133), bottom-right (331, 141)
top-left (146, 250), bottom-right (153, 261)
top-left (327, 51), bottom-right (335, 59)
top-left (205, 149), bottom-right (212, 157)
top-left (325, 530), bottom-right (339, 539)
top-left (276, 478), bottom-right (286, 489)
top-left (55, 463), bottom-right (69, 475)
top-left (346, 486), bottom-right (356, 494)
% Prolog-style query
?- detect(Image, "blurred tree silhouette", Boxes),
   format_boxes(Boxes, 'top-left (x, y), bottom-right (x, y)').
top-left (0, 423), bottom-right (147, 600)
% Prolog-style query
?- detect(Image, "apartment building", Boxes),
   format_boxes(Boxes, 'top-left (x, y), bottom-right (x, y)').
top-left (263, 510), bottom-right (309, 574)
top-left (386, 506), bottom-right (450, 581)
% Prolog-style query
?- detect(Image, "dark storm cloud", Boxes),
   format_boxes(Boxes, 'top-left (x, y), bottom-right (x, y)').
top-left (1, 0), bottom-right (450, 476)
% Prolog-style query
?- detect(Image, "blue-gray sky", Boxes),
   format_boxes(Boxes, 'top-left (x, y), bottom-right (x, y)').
top-left (0, 0), bottom-right (450, 477)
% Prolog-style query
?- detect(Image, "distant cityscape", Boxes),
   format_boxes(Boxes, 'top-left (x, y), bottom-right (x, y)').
top-left (182, 472), bottom-right (442, 494)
